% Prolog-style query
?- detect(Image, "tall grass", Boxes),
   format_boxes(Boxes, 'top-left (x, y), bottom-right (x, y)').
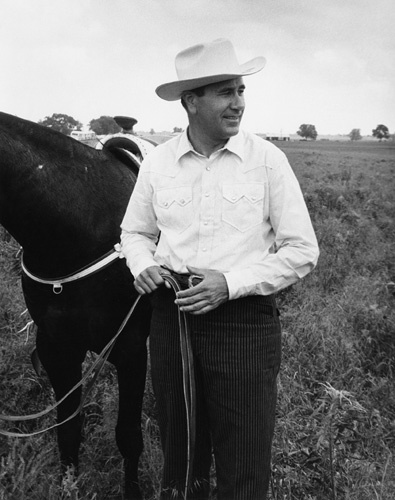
top-left (0, 140), bottom-right (394, 499)
top-left (270, 141), bottom-right (395, 500)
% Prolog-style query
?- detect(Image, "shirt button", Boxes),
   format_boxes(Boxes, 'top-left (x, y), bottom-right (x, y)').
top-left (180, 199), bottom-right (185, 204)
top-left (206, 166), bottom-right (211, 171)
top-left (232, 196), bottom-right (237, 201)
top-left (202, 247), bottom-right (207, 252)
top-left (205, 192), bottom-right (210, 197)
top-left (164, 202), bottom-right (168, 207)
top-left (204, 221), bottom-right (208, 225)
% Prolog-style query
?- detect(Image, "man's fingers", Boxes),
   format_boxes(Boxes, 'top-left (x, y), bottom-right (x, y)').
top-left (134, 265), bottom-right (166, 294)
top-left (178, 298), bottom-right (209, 314)
top-left (134, 277), bottom-right (155, 295)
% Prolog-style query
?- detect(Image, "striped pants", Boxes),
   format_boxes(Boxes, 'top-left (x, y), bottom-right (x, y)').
top-left (149, 285), bottom-right (281, 500)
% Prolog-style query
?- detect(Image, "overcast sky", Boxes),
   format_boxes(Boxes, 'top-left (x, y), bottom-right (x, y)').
top-left (1, 0), bottom-right (394, 136)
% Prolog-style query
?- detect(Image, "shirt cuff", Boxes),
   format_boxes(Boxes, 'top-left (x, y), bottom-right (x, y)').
top-left (122, 253), bottom-right (159, 280)
top-left (223, 271), bottom-right (250, 300)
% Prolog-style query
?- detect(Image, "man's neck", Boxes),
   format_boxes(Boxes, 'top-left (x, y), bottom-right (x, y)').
top-left (187, 127), bottom-right (228, 158)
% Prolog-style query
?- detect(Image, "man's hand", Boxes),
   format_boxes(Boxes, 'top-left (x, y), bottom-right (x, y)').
top-left (134, 266), bottom-right (171, 295)
top-left (174, 266), bottom-right (229, 315)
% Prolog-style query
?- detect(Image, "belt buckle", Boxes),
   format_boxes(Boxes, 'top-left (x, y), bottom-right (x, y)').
top-left (188, 274), bottom-right (202, 288)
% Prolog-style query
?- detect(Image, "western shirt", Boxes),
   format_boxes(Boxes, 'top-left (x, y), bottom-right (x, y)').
top-left (120, 129), bottom-right (319, 300)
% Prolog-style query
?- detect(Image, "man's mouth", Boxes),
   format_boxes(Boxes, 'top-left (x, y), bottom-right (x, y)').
top-left (224, 115), bottom-right (241, 122)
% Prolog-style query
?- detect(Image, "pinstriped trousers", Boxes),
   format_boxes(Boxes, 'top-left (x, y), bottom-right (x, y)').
top-left (150, 285), bottom-right (281, 500)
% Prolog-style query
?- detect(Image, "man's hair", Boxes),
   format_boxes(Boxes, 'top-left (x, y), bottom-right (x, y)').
top-left (180, 85), bottom-right (206, 110)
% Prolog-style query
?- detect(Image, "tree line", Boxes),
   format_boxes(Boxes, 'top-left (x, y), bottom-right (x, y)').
top-left (38, 114), bottom-right (122, 136)
top-left (38, 113), bottom-right (392, 142)
top-left (297, 123), bottom-right (391, 141)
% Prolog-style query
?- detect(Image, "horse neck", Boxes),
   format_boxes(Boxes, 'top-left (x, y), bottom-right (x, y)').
top-left (0, 117), bottom-right (134, 276)
top-left (7, 205), bottom-right (120, 277)
top-left (3, 162), bottom-right (129, 277)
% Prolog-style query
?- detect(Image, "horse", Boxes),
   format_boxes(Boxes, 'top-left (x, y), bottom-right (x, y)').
top-left (0, 111), bottom-right (155, 499)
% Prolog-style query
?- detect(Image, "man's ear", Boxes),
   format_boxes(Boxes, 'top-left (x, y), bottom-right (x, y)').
top-left (182, 92), bottom-right (198, 114)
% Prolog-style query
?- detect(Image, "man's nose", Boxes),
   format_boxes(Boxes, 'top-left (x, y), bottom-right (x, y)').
top-left (231, 93), bottom-right (245, 110)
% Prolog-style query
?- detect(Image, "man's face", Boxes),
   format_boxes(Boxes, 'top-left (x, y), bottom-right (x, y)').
top-left (192, 77), bottom-right (245, 142)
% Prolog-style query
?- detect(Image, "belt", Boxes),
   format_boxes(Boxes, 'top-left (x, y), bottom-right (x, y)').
top-left (166, 271), bottom-right (203, 289)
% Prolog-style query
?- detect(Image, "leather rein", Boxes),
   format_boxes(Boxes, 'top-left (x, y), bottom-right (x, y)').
top-left (0, 292), bottom-right (142, 437)
top-left (2, 252), bottom-right (197, 498)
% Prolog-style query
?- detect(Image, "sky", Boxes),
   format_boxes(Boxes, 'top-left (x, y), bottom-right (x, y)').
top-left (1, 0), bottom-right (394, 137)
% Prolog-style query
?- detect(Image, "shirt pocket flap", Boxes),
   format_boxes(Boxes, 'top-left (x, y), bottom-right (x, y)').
top-left (222, 184), bottom-right (264, 204)
top-left (156, 187), bottom-right (192, 208)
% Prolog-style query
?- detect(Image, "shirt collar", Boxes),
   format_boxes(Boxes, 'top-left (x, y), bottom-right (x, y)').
top-left (223, 132), bottom-right (245, 161)
top-left (175, 129), bottom-right (194, 163)
top-left (175, 128), bottom-right (245, 163)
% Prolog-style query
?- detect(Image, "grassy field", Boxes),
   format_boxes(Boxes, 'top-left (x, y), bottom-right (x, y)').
top-left (0, 140), bottom-right (394, 499)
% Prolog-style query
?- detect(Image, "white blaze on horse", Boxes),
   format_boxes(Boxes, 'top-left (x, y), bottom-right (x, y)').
top-left (0, 112), bottom-right (156, 500)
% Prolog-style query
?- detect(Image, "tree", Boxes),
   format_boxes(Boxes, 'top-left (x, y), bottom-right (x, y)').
top-left (89, 116), bottom-right (121, 135)
top-left (349, 128), bottom-right (362, 141)
top-left (372, 124), bottom-right (390, 141)
top-left (38, 113), bottom-right (82, 135)
top-left (297, 124), bottom-right (318, 140)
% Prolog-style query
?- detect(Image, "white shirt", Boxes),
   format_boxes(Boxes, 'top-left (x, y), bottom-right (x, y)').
top-left (120, 129), bottom-right (319, 300)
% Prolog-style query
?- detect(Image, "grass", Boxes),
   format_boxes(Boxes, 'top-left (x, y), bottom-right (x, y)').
top-left (1, 139), bottom-right (394, 499)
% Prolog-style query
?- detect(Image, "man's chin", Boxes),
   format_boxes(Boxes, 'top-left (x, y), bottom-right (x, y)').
top-left (223, 120), bottom-right (240, 136)
top-left (226, 125), bottom-right (240, 137)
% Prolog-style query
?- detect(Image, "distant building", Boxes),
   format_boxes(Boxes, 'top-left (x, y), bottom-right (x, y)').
top-left (264, 133), bottom-right (290, 141)
top-left (70, 131), bottom-right (97, 142)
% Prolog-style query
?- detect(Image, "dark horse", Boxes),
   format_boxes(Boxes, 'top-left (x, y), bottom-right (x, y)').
top-left (0, 112), bottom-right (153, 499)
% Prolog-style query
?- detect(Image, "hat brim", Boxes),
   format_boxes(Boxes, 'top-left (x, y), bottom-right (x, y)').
top-left (155, 56), bottom-right (266, 101)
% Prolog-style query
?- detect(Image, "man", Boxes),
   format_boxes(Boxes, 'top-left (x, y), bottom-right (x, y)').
top-left (121, 38), bottom-right (319, 499)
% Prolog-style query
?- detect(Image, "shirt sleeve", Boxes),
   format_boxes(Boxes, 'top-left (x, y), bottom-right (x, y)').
top-left (120, 160), bottom-right (160, 278)
top-left (223, 156), bottom-right (319, 299)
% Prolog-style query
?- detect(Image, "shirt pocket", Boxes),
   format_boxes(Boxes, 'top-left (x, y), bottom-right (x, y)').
top-left (222, 183), bottom-right (265, 232)
top-left (155, 186), bottom-right (193, 233)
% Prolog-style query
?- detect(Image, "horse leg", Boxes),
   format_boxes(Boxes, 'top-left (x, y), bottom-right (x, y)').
top-left (111, 325), bottom-right (148, 500)
top-left (36, 331), bottom-right (84, 473)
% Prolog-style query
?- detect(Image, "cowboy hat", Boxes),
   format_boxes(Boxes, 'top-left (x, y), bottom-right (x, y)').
top-left (155, 38), bottom-right (266, 101)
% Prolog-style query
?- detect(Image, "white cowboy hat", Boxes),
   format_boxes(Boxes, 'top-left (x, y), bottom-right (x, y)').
top-left (155, 38), bottom-right (266, 101)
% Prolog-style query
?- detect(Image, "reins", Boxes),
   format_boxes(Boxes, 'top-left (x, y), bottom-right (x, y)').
top-left (1, 261), bottom-right (197, 499)
top-left (0, 243), bottom-right (132, 436)
top-left (0, 294), bottom-right (142, 437)
top-left (162, 275), bottom-right (196, 500)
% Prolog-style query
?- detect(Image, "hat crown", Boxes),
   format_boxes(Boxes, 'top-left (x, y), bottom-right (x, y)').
top-left (175, 39), bottom-right (242, 81)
